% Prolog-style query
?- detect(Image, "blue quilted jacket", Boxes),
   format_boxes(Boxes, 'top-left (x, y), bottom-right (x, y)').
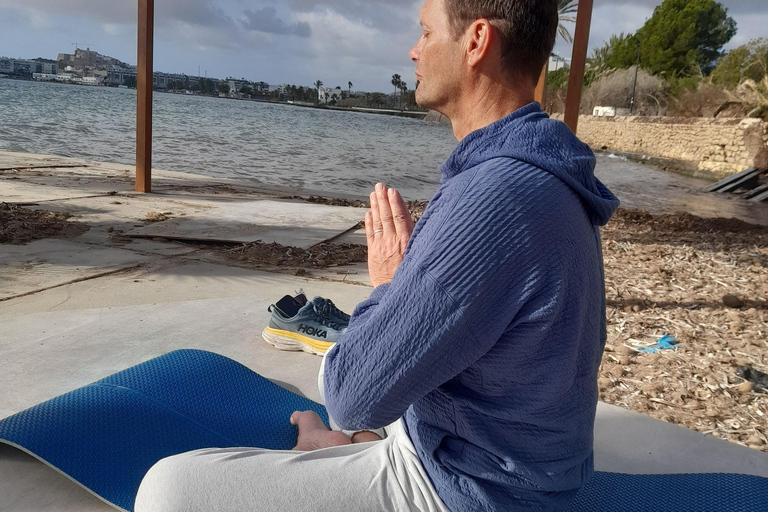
top-left (324, 103), bottom-right (620, 511)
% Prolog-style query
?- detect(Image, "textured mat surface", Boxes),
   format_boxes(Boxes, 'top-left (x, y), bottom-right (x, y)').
top-left (0, 350), bottom-right (327, 511)
top-left (0, 349), bottom-right (766, 512)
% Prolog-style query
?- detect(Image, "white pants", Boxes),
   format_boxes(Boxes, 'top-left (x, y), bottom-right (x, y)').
top-left (135, 346), bottom-right (450, 512)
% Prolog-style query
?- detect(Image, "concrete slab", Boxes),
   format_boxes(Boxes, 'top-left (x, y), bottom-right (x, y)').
top-left (0, 179), bottom-right (115, 204)
top-left (0, 261), bottom-right (369, 316)
top-left (125, 199), bottom-right (364, 248)
top-left (0, 239), bottom-right (152, 300)
top-left (594, 402), bottom-right (768, 477)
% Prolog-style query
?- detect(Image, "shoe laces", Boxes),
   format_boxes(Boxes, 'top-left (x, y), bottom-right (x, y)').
top-left (309, 303), bottom-right (344, 330)
top-left (317, 298), bottom-right (350, 322)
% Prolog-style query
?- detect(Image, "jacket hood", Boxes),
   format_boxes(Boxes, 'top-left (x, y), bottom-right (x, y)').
top-left (440, 102), bottom-right (619, 226)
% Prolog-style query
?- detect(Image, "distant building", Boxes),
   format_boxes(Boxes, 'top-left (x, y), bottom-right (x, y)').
top-left (0, 57), bottom-right (53, 77)
top-left (318, 86), bottom-right (343, 104)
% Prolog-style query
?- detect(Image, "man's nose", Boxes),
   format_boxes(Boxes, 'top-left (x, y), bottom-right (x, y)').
top-left (409, 42), bottom-right (420, 62)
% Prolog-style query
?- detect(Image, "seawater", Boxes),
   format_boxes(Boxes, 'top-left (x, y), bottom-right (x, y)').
top-left (1, 79), bottom-right (456, 200)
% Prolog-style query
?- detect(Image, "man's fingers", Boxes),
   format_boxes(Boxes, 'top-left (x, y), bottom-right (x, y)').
top-left (370, 191), bottom-right (383, 233)
top-left (375, 183), bottom-right (395, 234)
top-left (365, 210), bottom-right (375, 242)
top-left (388, 188), bottom-right (414, 238)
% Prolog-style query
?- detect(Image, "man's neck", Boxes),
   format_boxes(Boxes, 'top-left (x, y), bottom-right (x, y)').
top-left (448, 80), bottom-right (534, 141)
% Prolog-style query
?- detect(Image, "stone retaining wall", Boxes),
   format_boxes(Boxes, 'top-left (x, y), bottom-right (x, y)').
top-left (553, 115), bottom-right (768, 179)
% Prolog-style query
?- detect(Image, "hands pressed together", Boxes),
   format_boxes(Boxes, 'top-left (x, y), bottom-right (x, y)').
top-left (365, 183), bottom-right (415, 288)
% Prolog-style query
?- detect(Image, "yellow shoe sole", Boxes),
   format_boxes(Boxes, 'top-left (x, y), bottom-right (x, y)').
top-left (262, 326), bottom-right (335, 356)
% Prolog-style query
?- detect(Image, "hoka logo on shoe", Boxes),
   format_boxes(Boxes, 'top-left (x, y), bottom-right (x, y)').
top-left (297, 324), bottom-right (327, 338)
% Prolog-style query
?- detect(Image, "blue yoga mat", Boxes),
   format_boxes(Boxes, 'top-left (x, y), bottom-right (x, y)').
top-left (0, 349), bottom-right (766, 511)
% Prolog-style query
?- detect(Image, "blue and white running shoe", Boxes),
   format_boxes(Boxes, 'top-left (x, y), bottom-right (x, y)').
top-left (262, 293), bottom-right (347, 356)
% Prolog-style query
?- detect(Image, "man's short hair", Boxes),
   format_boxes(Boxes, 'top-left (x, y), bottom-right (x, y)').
top-left (445, 0), bottom-right (559, 84)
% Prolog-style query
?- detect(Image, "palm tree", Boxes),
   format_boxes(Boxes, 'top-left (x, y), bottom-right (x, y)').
top-left (399, 81), bottom-right (408, 109)
top-left (348, 81), bottom-right (353, 96)
top-left (557, 1), bottom-right (578, 44)
top-left (391, 73), bottom-right (402, 108)
top-left (314, 79), bottom-right (323, 105)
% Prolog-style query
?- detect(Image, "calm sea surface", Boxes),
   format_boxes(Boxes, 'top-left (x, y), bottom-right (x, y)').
top-left (1, 79), bottom-right (456, 200)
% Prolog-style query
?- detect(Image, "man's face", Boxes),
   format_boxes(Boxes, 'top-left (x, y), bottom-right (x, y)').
top-left (409, 0), bottom-right (465, 112)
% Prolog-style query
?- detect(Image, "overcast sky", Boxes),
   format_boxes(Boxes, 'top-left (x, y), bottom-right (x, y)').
top-left (0, 0), bottom-right (764, 91)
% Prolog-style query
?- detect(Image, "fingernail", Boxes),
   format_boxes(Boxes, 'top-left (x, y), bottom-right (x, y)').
top-left (389, 188), bottom-right (395, 196)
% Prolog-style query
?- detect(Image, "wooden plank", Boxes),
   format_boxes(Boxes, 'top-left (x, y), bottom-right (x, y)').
top-left (564, 0), bottom-right (593, 133)
top-left (136, 0), bottom-right (154, 193)
top-left (534, 63), bottom-right (547, 105)
top-left (704, 167), bottom-right (758, 192)
top-left (748, 188), bottom-right (768, 203)
top-left (717, 169), bottom-right (762, 194)
top-left (742, 181), bottom-right (768, 200)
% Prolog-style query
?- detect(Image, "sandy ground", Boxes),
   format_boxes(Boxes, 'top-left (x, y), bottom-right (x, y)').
top-left (2, 198), bottom-right (766, 452)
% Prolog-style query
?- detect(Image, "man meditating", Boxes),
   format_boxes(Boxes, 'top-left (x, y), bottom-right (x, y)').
top-left (136, 0), bottom-right (618, 510)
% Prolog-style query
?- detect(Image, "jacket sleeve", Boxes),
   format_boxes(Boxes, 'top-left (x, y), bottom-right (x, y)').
top-left (323, 165), bottom-right (563, 430)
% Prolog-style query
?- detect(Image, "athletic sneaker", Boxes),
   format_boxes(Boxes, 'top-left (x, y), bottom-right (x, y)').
top-left (262, 294), bottom-right (346, 356)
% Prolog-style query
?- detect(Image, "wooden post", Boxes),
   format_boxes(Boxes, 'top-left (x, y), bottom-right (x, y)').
top-left (534, 62), bottom-right (547, 106)
top-left (136, 0), bottom-right (154, 193)
top-left (563, 0), bottom-right (594, 134)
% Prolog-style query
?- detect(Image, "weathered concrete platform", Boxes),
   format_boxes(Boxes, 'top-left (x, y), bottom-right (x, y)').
top-left (1, 151), bottom-right (767, 511)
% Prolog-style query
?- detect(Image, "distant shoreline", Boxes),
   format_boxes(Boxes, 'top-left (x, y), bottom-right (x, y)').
top-left (2, 75), bottom-right (429, 121)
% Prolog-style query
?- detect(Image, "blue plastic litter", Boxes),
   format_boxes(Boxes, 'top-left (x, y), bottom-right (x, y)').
top-left (0, 349), bottom-right (765, 512)
top-left (636, 334), bottom-right (679, 353)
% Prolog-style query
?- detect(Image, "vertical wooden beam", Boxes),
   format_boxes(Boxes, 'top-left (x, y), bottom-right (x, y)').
top-left (136, 0), bottom-right (154, 193)
top-left (534, 62), bottom-right (547, 106)
top-left (564, 0), bottom-right (594, 134)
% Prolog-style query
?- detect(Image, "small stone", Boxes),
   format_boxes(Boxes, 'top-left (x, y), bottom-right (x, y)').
top-left (746, 435), bottom-right (763, 446)
top-left (618, 355), bottom-right (631, 366)
top-left (722, 294), bottom-right (743, 308)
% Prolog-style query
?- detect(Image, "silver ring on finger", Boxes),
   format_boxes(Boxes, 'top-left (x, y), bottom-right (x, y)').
top-left (374, 229), bottom-right (383, 234)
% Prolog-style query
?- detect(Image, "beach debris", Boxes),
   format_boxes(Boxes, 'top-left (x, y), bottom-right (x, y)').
top-left (737, 366), bottom-right (768, 393)
top-left (0, 203), bottom-right (87, 244)
top-left (145, 212), bottom-right (170, 222)
top-left (636, 334), bottom-right (679, 353)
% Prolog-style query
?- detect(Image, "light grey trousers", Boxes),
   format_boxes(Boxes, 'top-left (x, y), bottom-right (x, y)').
top-left (134, 346), bottom-right (450, 512)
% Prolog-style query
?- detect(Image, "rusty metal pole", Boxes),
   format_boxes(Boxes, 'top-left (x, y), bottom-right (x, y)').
top-left (534, 62), bottom-right (547, 106)
top-left (136, 0), bottom-right (154, 193)
top-left (563, 0), bottom-right (594, 134)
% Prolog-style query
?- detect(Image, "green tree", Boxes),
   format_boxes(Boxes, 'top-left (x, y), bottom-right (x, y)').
top-left (546, 66), bottom-right (570, 90)
top-left (348, 81), bottom-right (353, 96)
top-left (217, 82), bottom-right (230, 96)
top-left (240, 85), bottom-right (253, 96)
top-left (711, 38), bottom-right (768, 89)
top-left (399, 81), bottom-right (408, 109)
top-left (124, 75), bottom-right (137, 88)
top-left (636, 0), bottom-right (736, 77)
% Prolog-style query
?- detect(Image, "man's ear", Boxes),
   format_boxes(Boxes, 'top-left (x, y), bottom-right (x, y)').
top-left (465, 18), bottom-right (493, 67)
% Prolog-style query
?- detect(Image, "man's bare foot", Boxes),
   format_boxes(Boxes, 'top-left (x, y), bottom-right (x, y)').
top-left (291, 410), bottom-right (352, 451)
